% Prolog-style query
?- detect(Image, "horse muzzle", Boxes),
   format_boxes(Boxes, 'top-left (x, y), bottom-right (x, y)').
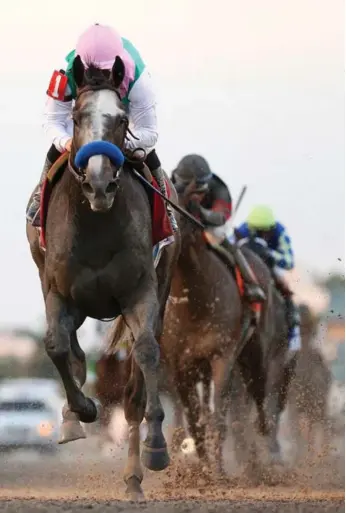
top-left (75, 141), bottom-right (124, 213)
top-left (89, 197), bottom-right (114, 213)
top-left (82, 181), bottom-right (117, 213)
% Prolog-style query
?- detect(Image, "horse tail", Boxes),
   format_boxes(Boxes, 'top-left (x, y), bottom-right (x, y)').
top-left (106, 315), bottom-right (133, 353)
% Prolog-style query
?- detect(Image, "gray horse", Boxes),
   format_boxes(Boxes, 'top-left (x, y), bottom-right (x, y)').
top-left (26, 56), bottom-right (180, 500)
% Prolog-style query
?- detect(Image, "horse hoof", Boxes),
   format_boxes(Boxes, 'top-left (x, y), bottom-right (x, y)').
top-left (78, 398), bottom-right (102, 424)
top-left (59, 420), bottom-right (86, 444)
top-left (125, 476), bottom-right (145, 502)
top-left (141, 444), bottom-right (170, 471)
top-left (91, 398), bottom-right (102, 420)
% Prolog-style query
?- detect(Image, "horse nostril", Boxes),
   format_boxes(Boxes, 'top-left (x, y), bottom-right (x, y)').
top-left (106, 182), bottom-right (118, 194)
top-left (82, 183), bottom-right (93, 194)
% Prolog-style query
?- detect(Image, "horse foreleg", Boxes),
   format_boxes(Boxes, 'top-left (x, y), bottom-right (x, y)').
top-left (211, 356), bottom-right (232, 477)
top-left (238, 340), bottom-right (268, 436)
top-left (60, 332), bottom-right (88, 443)
top-left (122, 285), bottom-right (169, 473)
top-left (229, 363), bottom-right (254, 469)
top-left (168, 389), bottom-right (187, 453)
top-left (176, 372), bottom-right (209, 462)
top-left (267, 352), bottom-right (298, 463)
top-left (277, 354), bottom-right (298, 414)
top-left (44, 291), bottom-right (101, 432)
top-left (123, 357), bottom-right (146, 501)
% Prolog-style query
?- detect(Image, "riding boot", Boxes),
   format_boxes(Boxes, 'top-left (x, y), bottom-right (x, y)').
top-left (273, 272), bottom-right (301, 353)
top-left (220, 238), bottom-right (266, 303)
top-left (152, 165), bottom-right (179, 233)
top-left (284, 294), bottom-right (301, 353)
top-left (26, 156), bottom-right (52, 227)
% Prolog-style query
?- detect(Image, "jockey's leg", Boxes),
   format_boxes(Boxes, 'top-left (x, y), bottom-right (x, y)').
top-left (145, 150), bottom-right (178, 233)
top-left (26, 145), bottom-right (62, 227)
top-left (220, 237), bottom-right (266, 303)
top-left (272, 266), bottom-right (301, 355)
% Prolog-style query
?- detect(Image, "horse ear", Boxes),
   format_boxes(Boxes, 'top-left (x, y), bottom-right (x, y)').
top-left (72, 55), bottom-right (85, 88)
top-left (110, 56), bottom-right (125, 89)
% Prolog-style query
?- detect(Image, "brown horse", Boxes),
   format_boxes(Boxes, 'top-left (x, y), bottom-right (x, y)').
top-left (95, 351), bottom-right (130, 441)
top-left (287, 304), bottom-right (332, 461)
top-left (94, 344), bottom-right (184, 446)
top-left (99, 194), bottom-right (298, 475)
top-left (26, 57), bottom-right (180, 500)
top-left (158, 191), bottom-right (295, 474)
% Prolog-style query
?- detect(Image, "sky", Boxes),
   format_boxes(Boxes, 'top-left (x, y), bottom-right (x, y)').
top-left (0, 0), bottom-right (344, 331)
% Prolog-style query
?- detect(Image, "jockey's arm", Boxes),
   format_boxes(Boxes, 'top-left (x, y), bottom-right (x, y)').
top-left (233, 222), bottom-right (250, 241)
top-left (125, 68), bottom-right (158, 153)
top-left (199, 207), bottom-right (227, 227)
top-left (269, 228), bottom-right (294, 270)
top-left (42, 66), bottom-right (158, 156)
top-left (42, 84), bottom-right (73, 154)
top-left (199, 185), bottom-right (232, 227)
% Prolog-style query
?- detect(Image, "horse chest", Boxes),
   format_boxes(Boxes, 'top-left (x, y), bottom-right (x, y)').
top-left (57, 250), bottom-right (145, 307)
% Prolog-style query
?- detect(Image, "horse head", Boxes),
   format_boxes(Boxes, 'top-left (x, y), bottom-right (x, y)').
top-left (171, 172), bottom-right (208, 248)
top-left (70, 55), bottom-right (128, 212)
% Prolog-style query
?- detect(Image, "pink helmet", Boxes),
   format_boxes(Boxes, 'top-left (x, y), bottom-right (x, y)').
top-left (76, 24), bottom-right (124, 69)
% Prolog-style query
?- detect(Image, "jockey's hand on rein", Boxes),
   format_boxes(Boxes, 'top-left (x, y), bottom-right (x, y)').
top-left (65, 138), bottom-right (72, 152)
top-left (233, 228), bottom-right (242, 241)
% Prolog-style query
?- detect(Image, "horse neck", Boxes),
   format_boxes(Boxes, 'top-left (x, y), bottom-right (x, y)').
top-left (56, 168), bottom-right (133, 248)
top-left (173, 230), bottom-right (215, 306)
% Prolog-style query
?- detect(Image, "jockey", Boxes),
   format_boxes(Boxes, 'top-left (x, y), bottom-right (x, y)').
top-left (26, 23), bottom-right (177, 233)
top-left (235, 204), bottom-right (301, 351)
top-left (171, 154), bottom-right (266, 304)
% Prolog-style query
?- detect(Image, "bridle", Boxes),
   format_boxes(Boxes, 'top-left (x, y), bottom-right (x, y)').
top-left (67, 82), bottom-right (145, 183)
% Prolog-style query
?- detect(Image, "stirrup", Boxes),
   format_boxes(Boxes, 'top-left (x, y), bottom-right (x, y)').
top-left (26, 204), bottom-right (41, 227)
top-left (245, 285), bottom-right (266, 303)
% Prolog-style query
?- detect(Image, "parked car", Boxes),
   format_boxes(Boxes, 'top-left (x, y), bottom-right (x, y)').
top-left (0, 396), bottom-right (60, 453)
top-left (0, 378), bottom-right (63, 453)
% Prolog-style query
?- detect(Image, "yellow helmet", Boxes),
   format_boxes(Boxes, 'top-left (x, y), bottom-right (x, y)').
top-left (247, 205), bottom-right (276, 230)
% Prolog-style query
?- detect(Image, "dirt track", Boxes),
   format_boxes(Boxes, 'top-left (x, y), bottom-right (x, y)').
top-left (0, 432), bottom-right (344, 513)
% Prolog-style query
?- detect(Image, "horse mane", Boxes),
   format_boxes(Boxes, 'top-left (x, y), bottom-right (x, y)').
top-left (83, 61), bottom-right (114, 90)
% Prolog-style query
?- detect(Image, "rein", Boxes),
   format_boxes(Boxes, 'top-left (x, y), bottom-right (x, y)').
top-left (131, 169), bottom-right (206, 230)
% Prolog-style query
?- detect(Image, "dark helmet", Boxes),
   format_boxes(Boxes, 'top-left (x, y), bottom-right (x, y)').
top-left (172, 154), bottom-right (213, 191)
